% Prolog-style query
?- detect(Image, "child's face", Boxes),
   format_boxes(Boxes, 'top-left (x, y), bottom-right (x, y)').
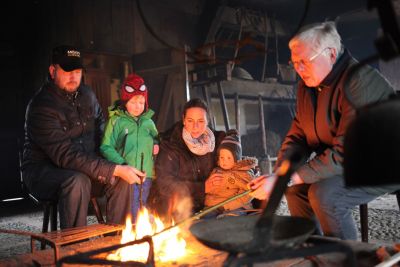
top-left (126, 95), bottom-right (145, 117)
top-left (218, 148), bottom-right (235, 170)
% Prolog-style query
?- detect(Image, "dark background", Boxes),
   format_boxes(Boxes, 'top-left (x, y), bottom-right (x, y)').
top-left (0, 0), bottom-right (398, 200)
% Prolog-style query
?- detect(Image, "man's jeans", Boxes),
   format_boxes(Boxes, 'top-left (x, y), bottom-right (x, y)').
top-left (131, 178), bottom-right (152, 222)
top-left (285, 176), bottom-right (385, 240)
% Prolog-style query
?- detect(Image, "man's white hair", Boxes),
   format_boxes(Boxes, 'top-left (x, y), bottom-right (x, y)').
top-left (289, 21), bottom-right (342, 55)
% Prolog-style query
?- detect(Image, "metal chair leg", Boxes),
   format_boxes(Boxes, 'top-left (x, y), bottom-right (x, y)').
top-left (359, 204), bottom-right (368, 242)
top-left (50, 203), bottom-right (58, 231)
top-left (42, 203), bottom-right (51, 233)
top-left (90, 198), bottom-right (105, 224)
top-left (41, 201), bottom-right (57, 249)
top-left (395, 190), bottom-right (400, 210)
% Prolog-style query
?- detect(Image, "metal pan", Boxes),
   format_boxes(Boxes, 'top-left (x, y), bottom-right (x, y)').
top-left (190, 148), bottom-right (314, 254)
top-left (190, 215), bottom-right (315, 254)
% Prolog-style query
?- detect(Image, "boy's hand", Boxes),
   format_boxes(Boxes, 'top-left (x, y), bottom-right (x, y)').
top-left (153, 144), bottom-right (159, 155)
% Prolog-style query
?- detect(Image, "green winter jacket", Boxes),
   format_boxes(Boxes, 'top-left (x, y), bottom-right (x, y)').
top-left (100, 106), bottom-right (159, 178)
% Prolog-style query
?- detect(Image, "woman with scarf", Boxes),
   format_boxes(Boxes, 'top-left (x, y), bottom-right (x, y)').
top-left (148, 98), bottom-right (225, 222)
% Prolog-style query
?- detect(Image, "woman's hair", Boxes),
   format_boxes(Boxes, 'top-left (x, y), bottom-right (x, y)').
top-left (182, 98), bottom-right (209, 118)
top-left (289, 21), bottom-right (342, 56)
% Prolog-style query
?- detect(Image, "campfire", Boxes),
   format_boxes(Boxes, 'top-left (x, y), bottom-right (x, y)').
top-left (107, 207), bottom-right (187, 263)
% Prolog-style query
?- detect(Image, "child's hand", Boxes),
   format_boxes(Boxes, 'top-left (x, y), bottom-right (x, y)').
top-left (205, 172), bottom-right (224, 193)
top-left (153, 144), bottom-right (159, 155)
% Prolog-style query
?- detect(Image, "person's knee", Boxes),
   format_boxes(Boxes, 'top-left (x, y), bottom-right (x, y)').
top-left (308, 183), bottom-right (336, 210)
top-left (285, 185), bottom-right (304, 202)
top-left (61, 172), bottom-right (91, 195)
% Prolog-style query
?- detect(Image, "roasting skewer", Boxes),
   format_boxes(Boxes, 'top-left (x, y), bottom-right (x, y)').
top-left (139, 152), bottom-right (144, 210)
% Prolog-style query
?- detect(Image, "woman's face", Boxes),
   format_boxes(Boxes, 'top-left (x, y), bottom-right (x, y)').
top-left (183, 107), bottom-right (208, 138)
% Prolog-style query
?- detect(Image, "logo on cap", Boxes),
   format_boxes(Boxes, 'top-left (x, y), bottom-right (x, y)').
top-left (67, 50), bottom-right (80, 58)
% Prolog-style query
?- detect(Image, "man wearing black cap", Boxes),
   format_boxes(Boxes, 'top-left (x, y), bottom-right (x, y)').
top-left (22, 45), bottom-right (144, 229)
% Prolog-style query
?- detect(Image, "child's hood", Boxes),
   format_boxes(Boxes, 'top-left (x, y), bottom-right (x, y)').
top-left (232, 156), bottom-right (258, 171)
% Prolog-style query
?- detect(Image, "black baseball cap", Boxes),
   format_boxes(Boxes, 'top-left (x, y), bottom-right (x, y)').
top-left (51, 45), bottom-right (83, 72)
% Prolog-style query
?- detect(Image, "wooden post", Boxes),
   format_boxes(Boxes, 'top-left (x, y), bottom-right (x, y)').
top-left (202, 85), bottom-right (216, 130)
top-left (234, 93), bottom-right (240, 135)
top-left (217, 81), bottom-right (230, 131)
top-left (261, 12), bottom-right (269, 82)
top-left (258, 95), bottom-right (267, 157)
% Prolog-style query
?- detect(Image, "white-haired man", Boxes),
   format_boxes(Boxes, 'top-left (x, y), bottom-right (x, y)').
top-left (250, 22), bottom-right (400, 240)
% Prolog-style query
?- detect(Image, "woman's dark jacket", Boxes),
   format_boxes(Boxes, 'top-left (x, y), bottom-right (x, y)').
top-left (149, 122), bottom-right (225, 216)
top-left (22, 81), bottom-right (116, 187)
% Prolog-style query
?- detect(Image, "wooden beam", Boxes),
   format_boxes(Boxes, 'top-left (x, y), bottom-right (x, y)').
top-left (217, 82), bottom-right (230, 131)
top-left (258, 95), bottom-right (268, 157)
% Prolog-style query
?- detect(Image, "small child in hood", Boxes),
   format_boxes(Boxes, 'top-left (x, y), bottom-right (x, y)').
top-left (100, 73), bottom-right (159, 222)
top-left (204, 129), bottom-right (257, 218)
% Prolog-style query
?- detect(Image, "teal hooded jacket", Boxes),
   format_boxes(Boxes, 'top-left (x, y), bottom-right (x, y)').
top-left (100, 106), bottom-right (159, 178)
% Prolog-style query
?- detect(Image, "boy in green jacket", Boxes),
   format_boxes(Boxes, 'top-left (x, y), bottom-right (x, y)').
top-left (101, 73), bottom-right (159, 222)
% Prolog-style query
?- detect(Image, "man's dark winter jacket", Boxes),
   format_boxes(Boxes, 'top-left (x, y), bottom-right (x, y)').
top-left (148, 122), bottom-right (225, 217)
top-left (22, 81), bottom-right (116, 187)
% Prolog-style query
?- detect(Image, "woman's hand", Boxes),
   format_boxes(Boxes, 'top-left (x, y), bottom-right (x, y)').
top-left (248, 174), bottom-right (277, 200)
top-left (205, 172), bottom-right (224, 193)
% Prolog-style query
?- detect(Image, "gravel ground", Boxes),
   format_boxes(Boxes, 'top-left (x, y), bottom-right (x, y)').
top-left (0, 194), bottom-right (399, 260)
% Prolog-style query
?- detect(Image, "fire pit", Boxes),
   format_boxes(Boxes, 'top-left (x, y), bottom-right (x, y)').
top-left (58, 207), bottom-right (228, 266)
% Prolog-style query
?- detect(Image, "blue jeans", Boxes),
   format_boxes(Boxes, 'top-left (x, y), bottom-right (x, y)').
top-left (285, 176), bottom-right (386, 240)
top-left (131, 178), bottom-right (152, 221)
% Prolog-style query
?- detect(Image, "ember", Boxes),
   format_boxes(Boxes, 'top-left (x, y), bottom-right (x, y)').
top-left (107, 207), bottom-right (187, 262)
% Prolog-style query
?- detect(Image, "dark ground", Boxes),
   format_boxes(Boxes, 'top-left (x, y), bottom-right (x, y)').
top-left (0, 195), bottom-right (399, 260)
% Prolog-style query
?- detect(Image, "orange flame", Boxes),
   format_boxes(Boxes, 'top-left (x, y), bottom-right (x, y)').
top-left (107, 207), bottom-right (187, 262)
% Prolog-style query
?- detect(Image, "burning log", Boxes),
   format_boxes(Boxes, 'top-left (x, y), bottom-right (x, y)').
top-left (107, 208), bottom-right (187, 263)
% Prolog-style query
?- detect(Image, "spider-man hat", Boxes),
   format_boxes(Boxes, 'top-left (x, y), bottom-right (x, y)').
top-left (120, 73), bottom-right (148, 110)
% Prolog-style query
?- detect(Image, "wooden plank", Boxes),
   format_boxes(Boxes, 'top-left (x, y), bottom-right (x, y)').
top-left (30, 224), bottom-right (123, 263)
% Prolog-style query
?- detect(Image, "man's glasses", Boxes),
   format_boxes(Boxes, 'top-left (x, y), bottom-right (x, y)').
top-left (289, 47), bottom-right (331, 69)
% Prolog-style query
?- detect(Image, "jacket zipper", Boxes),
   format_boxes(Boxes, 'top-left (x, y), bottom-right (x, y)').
top-left (122, 128), bottom-right (129, 158)
top-left (135, 119), bottom-right (140, 168)
top-left (313, 89), bottom-right (322, 143)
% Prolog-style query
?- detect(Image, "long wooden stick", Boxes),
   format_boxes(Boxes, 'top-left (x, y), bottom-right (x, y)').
top-left (153, 189), bottom-right (252, 237)
top-left (139, 152), bottom-right (144, 210)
